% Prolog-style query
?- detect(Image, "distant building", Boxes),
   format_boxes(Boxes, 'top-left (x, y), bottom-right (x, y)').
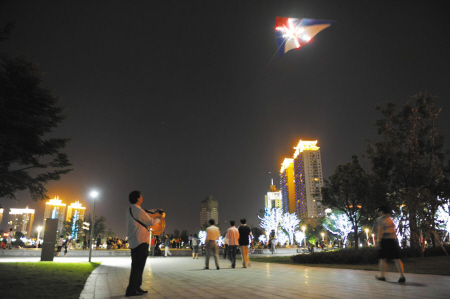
top-left (43, 197), bottom-right (67, 236)
top-left (8, 207), bottom-right (35, 238)
top-left (265, 180), bottom-right (282, 210)
top-left (0, 204), bottom-right (3, 227)
top-left (66, 201), bottom-right (86, 240)
top-left (200, 196), bottom-right (218, 228)
top-left (280, 140), bottom-right (324, 218)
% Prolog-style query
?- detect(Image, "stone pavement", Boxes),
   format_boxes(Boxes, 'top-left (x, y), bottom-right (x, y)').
top-left (1, 256), bottom-right (449, 298)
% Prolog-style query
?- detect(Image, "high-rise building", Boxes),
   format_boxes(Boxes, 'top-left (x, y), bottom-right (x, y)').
top-left (200, 196), bottom-right (218, 228)
top-left (0, 204), bottom-right (4, 226)
top-left (8, 207), bottom-right (35, 238)
top-left (66, 201), bottom-right (86, 240)
top-left (265, 180), bottom-right (283, 210)
top-left (280, 140), bottom-right (324, 218)
top-left (43, 197), bottom-right (67, 236)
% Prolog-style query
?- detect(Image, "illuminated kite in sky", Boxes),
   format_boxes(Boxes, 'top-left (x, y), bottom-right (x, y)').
top-left (275, 17), bottom-right (335, 57)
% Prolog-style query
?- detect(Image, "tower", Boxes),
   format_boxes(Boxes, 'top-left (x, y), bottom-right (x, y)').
top-left (8, 207), bottom-right (35, 238)
top-left (66, 201), bottom-right (86, 240)
top-left (265, 179), bottom-right (283, 210)
top-left (200, 196), bottom-right (218, 228)
top-left (280, 140), bottom-right (324, 218)
top-left (43, 197), bottom-right (66, 236)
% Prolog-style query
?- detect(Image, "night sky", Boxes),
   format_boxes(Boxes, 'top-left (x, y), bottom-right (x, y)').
top-left (1, 1), bottom-right (450, 238)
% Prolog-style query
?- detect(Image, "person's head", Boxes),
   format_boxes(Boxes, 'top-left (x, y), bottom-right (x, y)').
top-left (377, 205), bottom-right (391, 216)
top-left (10, 228), bottom-right (12, 231)
top-left (60, 235), bottom-right (63, 238)
top-left (194, 233), bottom-right (198, 238)
top-left (166, 234), bottom-right (169, 238)
top-left (208, 219), bottom-right (215, 226)
top-left (240, 218), bottom-right (247, 225)
top-left (129, 190), bottom-right (142, 205)
top-left (230, 220), bottom-right (235, 226)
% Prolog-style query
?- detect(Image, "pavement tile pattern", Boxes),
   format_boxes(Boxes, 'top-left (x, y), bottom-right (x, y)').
top-left (77, 256), bottom-right (450, 299)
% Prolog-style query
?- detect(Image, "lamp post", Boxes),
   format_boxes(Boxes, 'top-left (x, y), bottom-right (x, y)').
top-left (88, 190), bottom-right (99, 262)
top-left (365, 228), bottom-right (369, 246)
top-left (36, 226), bottom-right (42, 249)
top-left (321, 232), bottom-right (325, 242)
top-left (302, 226), bottom-right (306, 247)
top-left (372, 234), bottom-right (375, 246)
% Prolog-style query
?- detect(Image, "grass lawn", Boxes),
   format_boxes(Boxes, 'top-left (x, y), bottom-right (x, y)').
top-left (0, 262), bottom-right (100, 299)
top-left (252, 256), bottom-right (450, 276)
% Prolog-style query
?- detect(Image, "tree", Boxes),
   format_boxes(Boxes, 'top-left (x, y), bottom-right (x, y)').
top-left (281, 212), bottom-right (300, 245)
top-left (83, 214), bottom-right (106, 237)
top-left (322, 155), bottom-right (370, 249)
top-left (180, 229), bottom-right (189, 245)
top-left (367, 93), bottom-right (449, 250)
top-left (258, 207), bottom-right (283, 237)
top-left (0, 55), bottom-right (72, 201)
top-left (322, 211), bottom-right (354, 246)
top-left (106, 228), bottom-right (116, 238)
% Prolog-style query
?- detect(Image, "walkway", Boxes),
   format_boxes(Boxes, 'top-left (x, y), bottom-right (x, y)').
top-left (79, 256), bottom-right (450, 299)
top-left (1, 256), bottom-right (448, 298)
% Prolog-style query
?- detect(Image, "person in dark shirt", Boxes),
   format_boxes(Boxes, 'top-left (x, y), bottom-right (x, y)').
top-left (238, 218), bottom-right (252, 268)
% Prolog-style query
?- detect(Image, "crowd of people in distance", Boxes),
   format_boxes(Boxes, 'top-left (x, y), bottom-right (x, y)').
top-left (106, 237), bottom-right (129, 249)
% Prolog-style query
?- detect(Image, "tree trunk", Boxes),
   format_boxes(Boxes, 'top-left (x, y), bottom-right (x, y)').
top-left (408, 206), bottom-right (420, 251)
top-left (354, 225), bottom-right (359, 250)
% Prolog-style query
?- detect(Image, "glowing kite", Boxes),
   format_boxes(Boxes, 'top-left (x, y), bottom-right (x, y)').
top-left (275, 17), bottom-right (335, 57)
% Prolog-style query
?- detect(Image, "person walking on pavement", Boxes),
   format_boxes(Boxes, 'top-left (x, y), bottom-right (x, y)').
top-left (125, 190), bottom-right (164, 297)
top-left (6, 228), bottom-right (13, 250)
top-left (204, 219), bottom-right (220, 270)
top-left (225, 220), bottom-right (239, 268)
top-left (238, 218), bottom-right (252, 268)
top-left (164, 234), bottom-right (172, 257)
top-left (375, 205), bottom-right (406, 283)
top-left (191, 233), bottom-right (199, 259)
top-left (63, 234), bottom-right (70, 257)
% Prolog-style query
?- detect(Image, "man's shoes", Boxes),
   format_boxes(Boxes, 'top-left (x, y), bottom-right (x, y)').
top-left (204, 267), bottom-right (209, 269)
top-left (232, 265), bottom-right (235, 268)
top-left (398, 277), bottom-right (406, 283)
top-left (375, 275), bottom-right (386, 281)
top-left (125, 290), bottom-right (143, 297)
top-left (137, 288), bottom-right (148, 294)
top-left (217, 267), bottom-right (220, 270)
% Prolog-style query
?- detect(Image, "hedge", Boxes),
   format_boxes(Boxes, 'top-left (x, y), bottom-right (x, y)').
top-left (290, 245), bottom-right (450, 265)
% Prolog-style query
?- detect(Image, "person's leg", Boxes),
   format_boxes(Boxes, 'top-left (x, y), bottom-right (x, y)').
top-left (126, 243), bottom-right (149, 294)
top-left (241, 246), bottom-right (249, 267)
top-left (205, 242), bottom-right (211, 268)
top-left (395, 259), bottom-right (405, 280)
top-left (213, 243), bottom-right (220, 269)
top-left (378, 258), bottom-right (387, 278)
top-left (231, 245), bottom-right (237, 268)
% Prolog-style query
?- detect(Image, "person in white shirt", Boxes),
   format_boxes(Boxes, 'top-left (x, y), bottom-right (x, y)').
top-left (6, 228), bottom-right (13, 250)
top-left (125, 190), bottom-right (164, 297)
top-left (204, 218), bottom-right (220, 270)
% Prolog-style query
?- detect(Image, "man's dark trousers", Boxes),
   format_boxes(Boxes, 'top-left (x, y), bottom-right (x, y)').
top-left (127, 243), bottom-right (149, 293)
top-left (229, 245), bottom-right (238, 267)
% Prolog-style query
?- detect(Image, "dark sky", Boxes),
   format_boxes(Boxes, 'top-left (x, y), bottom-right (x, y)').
top-left (1, 1), bottom-right (450, 238)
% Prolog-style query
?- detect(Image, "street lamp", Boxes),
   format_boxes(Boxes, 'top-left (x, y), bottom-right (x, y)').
top-left (372, 233), bottom-right (375, 246)
top-left (88, 190), bottom-right (99, 262)
top-left (36, 226), bottom-right (42, 249)
top-left (321, 232), bottom-right (325, 242)
top-left (302, 226), bottom-right (306, 247)
top-left (365, 228), bottom-right (369, 245)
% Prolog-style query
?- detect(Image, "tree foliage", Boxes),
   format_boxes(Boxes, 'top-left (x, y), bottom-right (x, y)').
top-left (83, 214), bottom-right (106, 237)
top-left (0, 55), bottom-right (72, 200)
top-left (367, 93), bottom-right (449, 249)
top-left (322, 155), bottom-right (370, 249)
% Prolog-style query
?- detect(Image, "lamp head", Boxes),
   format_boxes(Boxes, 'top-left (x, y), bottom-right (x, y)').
top-left (90, 191), bottom-right (99, 199)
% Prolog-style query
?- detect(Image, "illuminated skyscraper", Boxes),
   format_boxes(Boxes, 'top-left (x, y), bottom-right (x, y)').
top-left (280, 140), bottom-right (324, 218)
top-left (43, 197), bottom-right (66, 236)
top-left (0, 204), bottom-right (4, 226)
top-left (66, 201), bottom-right (86, 240)
top-left (265, 180), bottom-right (283, 210)
top-left (200, 196), bottom-right (218, 228)
top-left (8, 207), bottom-right (35, 238)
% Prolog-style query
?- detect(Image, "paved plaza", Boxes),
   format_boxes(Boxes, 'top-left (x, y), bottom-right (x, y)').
top-left (1, 256), bottom-right (449, 299)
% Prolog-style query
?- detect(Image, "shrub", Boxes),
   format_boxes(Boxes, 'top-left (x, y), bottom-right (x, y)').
top-left (290, 245), bottom-right (450, 265)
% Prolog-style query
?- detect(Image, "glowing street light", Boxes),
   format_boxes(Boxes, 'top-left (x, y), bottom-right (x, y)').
top-left (365, 228), bottom-right (369, 245)
top-left (321, 232), bottom-right (325, 242)
top-left (372, 233), bottom-right (375, 246)
top-left (88, 190), bottom-right (99, 262)
top-left (36, 226), bottom-right (42, 249)
top-left (302, 226), bottom-right (306, 247)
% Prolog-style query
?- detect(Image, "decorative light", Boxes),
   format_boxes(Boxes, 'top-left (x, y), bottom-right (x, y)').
top-left (198, 231), bottom-right (207, 246)
top-left (323, 212), bottom-right (354, 246)
top-left (281, 212), bottom-right (300, 245)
